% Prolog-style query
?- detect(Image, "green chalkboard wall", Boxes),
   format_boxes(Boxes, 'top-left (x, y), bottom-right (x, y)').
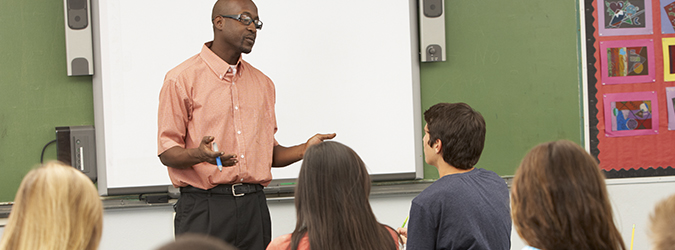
top-left (0, 0), bottom-right (581, 202)
top-left (0, 0), bottom-right (94, 202)
top-left (419, 1), bottom-right (582, 178)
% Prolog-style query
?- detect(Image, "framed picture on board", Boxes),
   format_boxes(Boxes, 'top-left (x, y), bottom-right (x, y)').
top-left (600, 39), bottom-right (655, 84)
top-left (598, 0), bottom-right (652, 36)
top-left (663, 38), bottom-right (675, 81)
top-left (661, 0), bottom-right (675, 34)
top-left (603, 91), bottom-right (659, 137)
top-left (666, 87), bottom-right (675, 130)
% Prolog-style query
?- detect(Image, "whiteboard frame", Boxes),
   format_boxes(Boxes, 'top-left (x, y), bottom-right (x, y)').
top-left (92, 0), bottom-right (423, 196)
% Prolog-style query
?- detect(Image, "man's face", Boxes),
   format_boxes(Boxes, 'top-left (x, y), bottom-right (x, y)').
top-left (219, 0), bottom-right (259, 54)
top-left (423, 124), bottom-right (436, 166)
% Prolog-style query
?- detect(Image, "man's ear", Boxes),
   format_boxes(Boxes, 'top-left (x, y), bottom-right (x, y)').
top-left (213, 16), bottom-right (224, 31)
top-left (433, 139), bottom-right (442, 154)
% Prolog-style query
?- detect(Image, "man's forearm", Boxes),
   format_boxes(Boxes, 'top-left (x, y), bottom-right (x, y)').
top-left (159, 146), bottom-right (205, 169)
top-left (271, 133), bottom-right (337, 167)
top-left (272, 144), bottom-right (305, 167)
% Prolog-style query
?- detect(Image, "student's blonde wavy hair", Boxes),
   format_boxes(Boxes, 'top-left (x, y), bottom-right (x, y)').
top-left (649, 193), bottom-right (675, 250)
top-left (0, 161), bottom-right (103, 250)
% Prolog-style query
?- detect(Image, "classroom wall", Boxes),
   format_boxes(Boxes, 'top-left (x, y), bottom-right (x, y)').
top-left (0, 0), bottom-right (94, 202)
top-left (0, 0), bottom-right (582, 201)
top-left (419, 0), bottom-right (582, 178)
top-left (2, 0), bottom-right (672, 249)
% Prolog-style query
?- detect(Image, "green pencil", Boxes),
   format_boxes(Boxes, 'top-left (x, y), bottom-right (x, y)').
top-left (402, 216), bottom-right (409, 228)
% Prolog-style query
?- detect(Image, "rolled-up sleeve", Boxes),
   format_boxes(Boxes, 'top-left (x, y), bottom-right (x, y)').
top-left (157, 77), bottom-right (191, 156)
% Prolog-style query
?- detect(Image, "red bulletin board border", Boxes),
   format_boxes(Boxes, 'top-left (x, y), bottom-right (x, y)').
top-left (586, 0), bottom-right (675, 176)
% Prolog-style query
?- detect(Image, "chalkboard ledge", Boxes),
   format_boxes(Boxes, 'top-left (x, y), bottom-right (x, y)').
top-left (0, 177), bottom-right (515, 219)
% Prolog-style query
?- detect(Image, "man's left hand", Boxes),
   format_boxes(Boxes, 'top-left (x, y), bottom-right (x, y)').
top-left (305, 133), bottom-right (337, 149)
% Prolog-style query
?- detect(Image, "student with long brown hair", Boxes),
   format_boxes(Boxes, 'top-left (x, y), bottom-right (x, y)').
top-left (266, 141), bottom-right (399, 250)
top-left (511, 140), bottom-right (625, 250)
top-left (0, 161), bottom-right (103, 250)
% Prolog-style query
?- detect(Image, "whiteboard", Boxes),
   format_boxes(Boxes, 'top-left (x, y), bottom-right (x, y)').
top-left (92, 0), bottom-right (422, 195)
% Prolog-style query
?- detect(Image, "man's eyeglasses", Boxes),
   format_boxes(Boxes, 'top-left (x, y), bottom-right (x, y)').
top-left (219, 14), bottom-right (263, 30)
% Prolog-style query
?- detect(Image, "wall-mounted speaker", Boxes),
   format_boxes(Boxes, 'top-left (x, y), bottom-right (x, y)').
top-left (63, 0), bottom-right (94, 76)
top-left (419, 0), bottom-right (446, 62)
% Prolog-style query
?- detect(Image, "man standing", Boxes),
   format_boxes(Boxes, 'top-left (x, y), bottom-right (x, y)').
top-left (398, 103), bottom-right (511, 250)
top-left (157, 0), bottom-right (335, 249)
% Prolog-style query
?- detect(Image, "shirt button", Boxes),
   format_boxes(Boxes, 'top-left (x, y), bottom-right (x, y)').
top-left (235, 106), bottom-right (239, 110)
top-left (237, 131), bottom-right (241, 134)
top-left (227, 68), bottom-right (232, 73)
top-left (241, 154), bottom-right (245, 158)
top-left (240, 178), bottom-right (244, 181)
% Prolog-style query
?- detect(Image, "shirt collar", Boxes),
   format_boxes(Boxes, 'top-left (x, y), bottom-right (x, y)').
top-left (200, 41), bottom-right (244, 79)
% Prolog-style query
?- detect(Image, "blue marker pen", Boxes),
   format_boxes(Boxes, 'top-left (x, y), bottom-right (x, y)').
top-left (213, 142), bottom-right (223, 171)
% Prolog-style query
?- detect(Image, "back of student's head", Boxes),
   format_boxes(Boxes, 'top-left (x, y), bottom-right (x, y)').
top-left (292, 141), bottom-right (396, 250)
top-left (0, 161), bottom-right (103, 250)
top-left (156, 233), bottom-right (238, 250)
top-left (424, 102), bottom-right (485, 170)
top-left (511, 140), bottom-right (625, 250)
top-left (650, 193), bottom-right (675, 250)
top-left (296, 141), bottom-right (371, 208)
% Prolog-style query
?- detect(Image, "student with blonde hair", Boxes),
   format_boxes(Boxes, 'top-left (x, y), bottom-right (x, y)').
top-left (649, 193), bottom-right (675, 250)
top-left (511, 140), bottom-right (625, 250)
top-left (0, 161), bottom-right (103, 250)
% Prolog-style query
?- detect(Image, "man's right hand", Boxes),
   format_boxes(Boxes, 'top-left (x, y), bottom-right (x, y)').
top-left (159, 136), bottom-right (237, 169)
top-left (191, 136), bottom-right (237, 166)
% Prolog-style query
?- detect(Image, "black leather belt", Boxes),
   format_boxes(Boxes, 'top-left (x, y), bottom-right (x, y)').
top-left (180, 183), bottom-right (263, 197)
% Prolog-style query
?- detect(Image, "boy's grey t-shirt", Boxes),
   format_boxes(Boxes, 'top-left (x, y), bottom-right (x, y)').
top-left (407, 168), bottom-right (512, 250)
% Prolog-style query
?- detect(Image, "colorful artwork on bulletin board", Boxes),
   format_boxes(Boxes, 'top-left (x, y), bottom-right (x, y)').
top-left (666, 87), bottom-right (675, 130)
top-left (584, 0), bottom-right (675, 177)
top-left (661, 0), bottom-right (675, 33)
top-left (600, 39), bottom-right (655, 84)
top-left (598, 0), bottom-right (653, 36)
top-left (663, 38), bottom-right (675, 81)
top-left (603, 91), bottom-right (659, 137)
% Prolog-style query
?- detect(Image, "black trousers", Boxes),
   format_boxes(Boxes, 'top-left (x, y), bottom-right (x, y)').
top-left (174, 184), bottom-right (271, 250)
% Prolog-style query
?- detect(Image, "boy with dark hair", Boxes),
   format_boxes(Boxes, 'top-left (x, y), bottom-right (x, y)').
top-left (398, 102), bottom-right (512, 250)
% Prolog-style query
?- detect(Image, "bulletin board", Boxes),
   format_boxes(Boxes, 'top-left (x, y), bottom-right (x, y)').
top-left (584, 0), bottom-right (675, 177)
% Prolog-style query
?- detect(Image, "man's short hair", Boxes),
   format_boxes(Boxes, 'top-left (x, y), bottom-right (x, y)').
top-left (424, 102), bottom-right (486, 170)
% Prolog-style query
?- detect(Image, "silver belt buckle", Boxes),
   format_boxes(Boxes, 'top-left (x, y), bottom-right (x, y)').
top-left (232, 183), bottom-right (244, 197)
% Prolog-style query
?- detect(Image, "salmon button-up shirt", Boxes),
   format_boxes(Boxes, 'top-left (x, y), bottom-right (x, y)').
top-left (157, 42), bottom-right (278, 189)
